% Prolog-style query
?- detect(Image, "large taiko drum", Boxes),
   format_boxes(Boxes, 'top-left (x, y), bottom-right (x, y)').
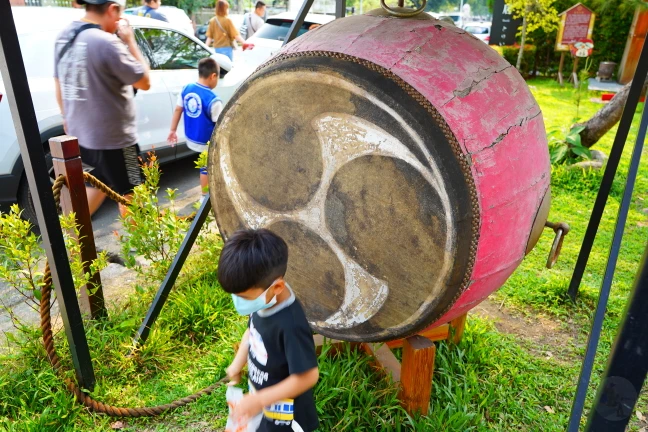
top-left (208, 10), bottom-right (551, 342)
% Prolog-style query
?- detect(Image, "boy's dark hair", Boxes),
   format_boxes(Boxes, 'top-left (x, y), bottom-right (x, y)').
top-left (218, 229), bottom-right (289, 294)
top-left (255, 1), bottom-right (266, 9)
top-left (198, 57), bottom-right (220, 79)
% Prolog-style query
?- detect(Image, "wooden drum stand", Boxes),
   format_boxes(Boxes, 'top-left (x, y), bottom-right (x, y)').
top-left (314, 312), bottom-right (468, 416)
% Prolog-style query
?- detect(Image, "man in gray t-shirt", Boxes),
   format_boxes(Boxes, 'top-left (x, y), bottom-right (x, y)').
top-left (54, 0), bottom-right (150, 217)
top-left (135, 0), bottom-right (168, 22)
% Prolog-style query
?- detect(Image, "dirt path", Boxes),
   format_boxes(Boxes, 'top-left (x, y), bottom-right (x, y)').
top-left (472, 298), bottom-right (582, 364)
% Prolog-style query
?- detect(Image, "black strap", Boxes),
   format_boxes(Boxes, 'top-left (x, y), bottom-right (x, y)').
top-left (56, 23), bottom-right (100, 69)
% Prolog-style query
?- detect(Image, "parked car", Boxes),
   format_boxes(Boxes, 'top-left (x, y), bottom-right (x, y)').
top-left (124, 5), bottom-right (194, 36)
top-left (438, 12), bottom-right (462, 28)
top-left (464, 22), bottom-right (491, 43)
top-left (240, 12), bottom-right (335, 69)
top-left (0, 7), bottom-right (254, 224)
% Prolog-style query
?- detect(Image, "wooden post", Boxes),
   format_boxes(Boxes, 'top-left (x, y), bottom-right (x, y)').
top-left (558, 52), bottom-right (566, 86)
top-left (50, 136), bottom-right (106, 320)
top-left (448, 312), bottom-right (468, 345)
top-left (399, 335), bottom-right (436, 416)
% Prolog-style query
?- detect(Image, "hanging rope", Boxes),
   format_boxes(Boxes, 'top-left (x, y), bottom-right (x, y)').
top-left (38, 174), bottom-right (223, 417)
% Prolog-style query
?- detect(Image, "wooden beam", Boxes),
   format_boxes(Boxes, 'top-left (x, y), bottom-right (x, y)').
top-left (386, 324), bottom-right (449, 348)
top-left (399, 335), bottom-right (436, 416)
top-left (361, 342), bottom-right (401, 382)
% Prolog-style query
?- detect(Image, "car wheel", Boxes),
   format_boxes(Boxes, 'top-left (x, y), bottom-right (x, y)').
top-left (17, 150), bottom-right (55, 233)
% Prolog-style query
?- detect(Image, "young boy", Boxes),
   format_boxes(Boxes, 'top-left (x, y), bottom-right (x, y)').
top-left (218, 229), bottom-right (319, 432)
top-left (167, 57), bottom-right (221, 200)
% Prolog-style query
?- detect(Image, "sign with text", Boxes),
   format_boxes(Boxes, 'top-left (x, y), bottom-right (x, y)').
top-left (490, 0), bottom-right (522, 46)
top-left (556, 3), bottom-right (595, 51)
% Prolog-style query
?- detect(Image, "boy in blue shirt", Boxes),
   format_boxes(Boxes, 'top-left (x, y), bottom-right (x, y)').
top-left (167, 57), bottom-right (221, 199)
top-left (219, 229), bottom-right (319, 431)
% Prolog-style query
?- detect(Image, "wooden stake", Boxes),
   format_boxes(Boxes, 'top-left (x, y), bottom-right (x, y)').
top-left (50, 136), bottom-right (106, 320)
top-left (448, 312), bottom-right (468, 345)
top-left (399, 335), bottom-right (436, 416)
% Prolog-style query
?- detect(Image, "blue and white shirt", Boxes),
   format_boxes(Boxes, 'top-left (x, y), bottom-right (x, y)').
top-left (177, 82), bottom-right (223, 153)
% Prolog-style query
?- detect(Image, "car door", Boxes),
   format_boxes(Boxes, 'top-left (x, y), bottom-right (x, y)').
top-left (132, 29), bottom-right (175, 163)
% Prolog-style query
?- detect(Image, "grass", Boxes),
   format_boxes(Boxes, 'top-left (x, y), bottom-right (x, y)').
top-left (1, 78), bottom-right (647, 431)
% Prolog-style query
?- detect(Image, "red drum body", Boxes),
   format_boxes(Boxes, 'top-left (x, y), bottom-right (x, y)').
top-left (208, 11), bottom-right (550, 342)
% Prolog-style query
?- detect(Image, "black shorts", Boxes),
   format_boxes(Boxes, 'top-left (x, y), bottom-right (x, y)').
top-left (79, 144), bottom-right (143, 195)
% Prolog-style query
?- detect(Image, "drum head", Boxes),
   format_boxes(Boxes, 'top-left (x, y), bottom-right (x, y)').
top-left (209, 53), bottom-right (478, 341)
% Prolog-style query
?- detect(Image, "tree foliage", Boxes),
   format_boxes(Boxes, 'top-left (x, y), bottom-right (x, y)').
top-left (505, 0), bottom-right (559, 35)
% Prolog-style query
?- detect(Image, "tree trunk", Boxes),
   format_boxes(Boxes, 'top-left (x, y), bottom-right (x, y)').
top-left (516, 12), bottom-right (528, 71)
top-left (576, 80), bottom-right (632, 148)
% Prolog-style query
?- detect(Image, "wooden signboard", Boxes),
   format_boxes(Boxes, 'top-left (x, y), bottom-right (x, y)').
top-left (556, 3), bottom-right (595, 51)
top-left (556, 3), bottom-right (595, 86)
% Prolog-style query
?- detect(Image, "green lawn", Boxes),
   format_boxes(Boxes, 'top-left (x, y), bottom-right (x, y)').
top-left (1, 78), bottom-right (647, 431)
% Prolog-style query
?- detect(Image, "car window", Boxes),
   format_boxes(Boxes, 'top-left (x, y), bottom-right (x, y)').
top-left (254, 19), bottom-right (316, 41)
top-left (465, 26), bottom-right (489, 34)
top-left (138, 28), bottom-right (211, 70)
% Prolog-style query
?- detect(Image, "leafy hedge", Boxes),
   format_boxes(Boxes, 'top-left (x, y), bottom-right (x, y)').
top-left (510, 0), bottom-right (635, 79)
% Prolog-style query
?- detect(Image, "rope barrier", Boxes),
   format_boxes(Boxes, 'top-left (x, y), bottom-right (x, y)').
top-left (37, 174), bottom-right (223, 417)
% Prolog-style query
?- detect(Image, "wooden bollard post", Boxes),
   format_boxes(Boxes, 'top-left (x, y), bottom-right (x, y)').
top-left (399, 335), bottom-right (436, 416)
top-left (50, 136), bottom-right (106, 320)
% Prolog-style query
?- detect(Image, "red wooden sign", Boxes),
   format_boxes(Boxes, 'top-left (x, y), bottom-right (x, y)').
top-left (556, 3), bottom-right (595, 52)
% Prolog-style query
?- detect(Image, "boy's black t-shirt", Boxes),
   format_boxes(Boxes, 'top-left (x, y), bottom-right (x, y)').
top-left (248, 292), bottom-right (319, 432)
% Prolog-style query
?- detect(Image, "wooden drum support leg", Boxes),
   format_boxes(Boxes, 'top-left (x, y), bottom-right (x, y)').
top-left (448, 312), bottom-right (468, 344)
top-left (399, 336), bottom-right (436, 415)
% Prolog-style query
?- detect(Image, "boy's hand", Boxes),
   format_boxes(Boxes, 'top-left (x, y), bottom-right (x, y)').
top-left (167, 131), bottom-right (178, 146)
top-left (226, 364), bottom-right (242, 385)
top-left (232, 393), bottom-right (263, 422)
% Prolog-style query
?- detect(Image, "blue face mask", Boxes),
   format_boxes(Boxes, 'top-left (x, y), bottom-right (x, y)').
top-left (232, 286), bottom-right (277, 316)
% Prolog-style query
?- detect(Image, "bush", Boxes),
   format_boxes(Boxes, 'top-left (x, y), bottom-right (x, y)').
top-left (493, 45), bottom-right (537, 76)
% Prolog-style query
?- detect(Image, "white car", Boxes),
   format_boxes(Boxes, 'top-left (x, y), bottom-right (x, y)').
top-left (124, 5), bottom-right (194, 36)
top-left (0, 7), bottom-right (253, 224)
top-left (240, 12), bottom-right (335, 69)
top-left (438, 12), bottom-right (463, 28)
top-left (464, 22), bottom-right (491, 43)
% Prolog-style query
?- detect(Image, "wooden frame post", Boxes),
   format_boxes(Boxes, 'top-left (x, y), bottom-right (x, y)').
top-left (399, 336), bottom-right (436, 415)
top-left (50, 136), bottom-right (106, 320)
top-left (571, 56), bottom-right (580, 88)
top-left (558, 52), bottom-right (566, 86)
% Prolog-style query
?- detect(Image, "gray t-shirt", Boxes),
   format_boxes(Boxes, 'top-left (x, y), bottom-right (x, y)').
top-left (54, 22), bottom-right (144, 150)
top-left (245, 13), bottom-right (264, 39)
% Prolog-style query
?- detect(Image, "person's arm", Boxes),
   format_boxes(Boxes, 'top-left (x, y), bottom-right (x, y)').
top-left (233, 367), bottom-right (319, 420)
top-left (54, 78), bottom-right (68, 134)
top-left (226, 329), bottom-right (250, 384)
top-left (205, 19), bottom-right (214, 48)
top-left (116, 20), bottom-right (151, 90)
top-left (228, 19), bottom-right (245, 47)
top-left (167, 105), bottom-right (183, 146)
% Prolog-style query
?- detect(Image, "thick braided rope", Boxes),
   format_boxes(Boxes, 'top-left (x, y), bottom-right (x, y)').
top-left (40, 178), bottom-right (223, 417)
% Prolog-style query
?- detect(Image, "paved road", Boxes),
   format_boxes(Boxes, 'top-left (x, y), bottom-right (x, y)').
top-left (0, 156), bottom-right (201, 339)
